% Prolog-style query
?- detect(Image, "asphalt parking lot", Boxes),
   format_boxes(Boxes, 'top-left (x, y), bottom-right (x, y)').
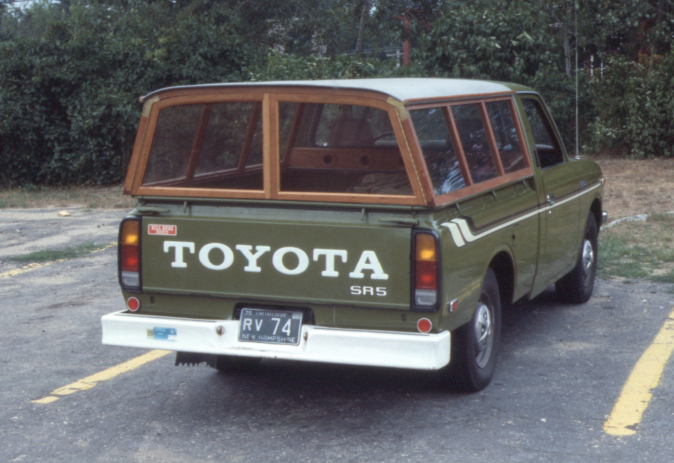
top-left (1, 207), bottom-right (674, 462)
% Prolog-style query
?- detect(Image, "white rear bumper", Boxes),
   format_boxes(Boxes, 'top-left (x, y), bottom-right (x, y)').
top-left (101, 311), bottom-right (451, 370)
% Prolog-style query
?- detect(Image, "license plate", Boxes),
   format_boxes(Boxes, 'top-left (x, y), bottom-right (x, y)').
top-left (238, 308), bottom-right (303, 345)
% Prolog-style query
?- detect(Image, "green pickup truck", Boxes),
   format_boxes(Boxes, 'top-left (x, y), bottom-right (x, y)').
top-left (102, 78), bottom-right (605, 392)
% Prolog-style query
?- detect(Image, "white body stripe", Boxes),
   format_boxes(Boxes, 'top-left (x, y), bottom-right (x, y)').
top-left (443, 222), bottom-right (466, 247)
top-left (441, 183), bottom-right (600, 248)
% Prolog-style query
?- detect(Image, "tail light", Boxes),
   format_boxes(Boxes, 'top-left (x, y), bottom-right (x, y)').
top-left (413, 232), bottom-right (439, 310)
top-left (119, 217), bottom-right (141, 291)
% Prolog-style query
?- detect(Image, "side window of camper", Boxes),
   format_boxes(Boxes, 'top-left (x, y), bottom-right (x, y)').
top-left (485, 100), bottom-right (526, 173)
top-left (409, 107), bottom-right (465, 196)
top-left (411, 98), bottom-right (530, 200)
top-left (450, 103), bottom-right (499, 184)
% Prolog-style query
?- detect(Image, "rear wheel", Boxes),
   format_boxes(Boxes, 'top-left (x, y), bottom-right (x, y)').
top-left (442, 268), bottom-right (501, 392)
top-left (556, 213), bottom-right (598, 304)
top-left (214, 355), bottom-right (261, 374)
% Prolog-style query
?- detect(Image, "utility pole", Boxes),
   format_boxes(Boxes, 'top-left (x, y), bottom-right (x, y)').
top-left (355, 0), bottom-right (371, 55)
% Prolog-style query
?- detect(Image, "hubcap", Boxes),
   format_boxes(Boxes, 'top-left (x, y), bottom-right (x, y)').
top-left (473, 302), bottom-right (493, 368)
top-left (581, 238), bottom-right (595, 286)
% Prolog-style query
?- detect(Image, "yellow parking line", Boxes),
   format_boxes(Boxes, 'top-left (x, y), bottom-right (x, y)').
top-left (1, 243), bottom-right (115, 279)
top-left (0, 261), bottom-right (64, 279)
top-left (604, 307), bottom-right (674, 436)
top-left (32, 350), bottom-right (171, 404)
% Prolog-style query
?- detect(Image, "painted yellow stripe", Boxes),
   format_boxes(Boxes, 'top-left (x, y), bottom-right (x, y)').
top-left (96, 243), bottom-right (117, 253)
top-left (32, 350), bottom-right (171, 404)
top-left (0, 261), bottom-right (64, 279)
top-left (1, 243), bottom-right (115, 279)
top-left (604, 307), bottom-right (674, 436)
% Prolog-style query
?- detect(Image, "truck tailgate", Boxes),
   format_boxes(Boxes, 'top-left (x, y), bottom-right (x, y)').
top-left (141, 212), bottom-right (413, 310)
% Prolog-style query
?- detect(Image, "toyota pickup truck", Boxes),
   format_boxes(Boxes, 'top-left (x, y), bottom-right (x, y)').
top-left (102, 78), bottom-right (605, 392)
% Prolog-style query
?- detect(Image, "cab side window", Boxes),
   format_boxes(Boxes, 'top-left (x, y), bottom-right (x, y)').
top-left (521, 98), bottom-right (565, 168)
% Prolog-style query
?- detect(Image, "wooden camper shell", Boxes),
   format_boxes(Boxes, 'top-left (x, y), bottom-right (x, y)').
top-left (124, 78), bottom-right (535, 208)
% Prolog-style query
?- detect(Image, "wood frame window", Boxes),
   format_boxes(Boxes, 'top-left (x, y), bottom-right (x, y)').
top-left (408, 96), bottom-right (532, 206)
top-left (271, 94), bottom-right (421, 204)
top-left (132, 93), bottom-right (266, 200)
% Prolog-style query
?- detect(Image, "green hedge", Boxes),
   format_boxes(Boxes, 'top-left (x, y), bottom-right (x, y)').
top-left (0, 4), bottom-right (407, 187)
top-left (0, 3), bottom-right (253, 187)
top-left (412, 2), bottom-right (673, 159)
top-left (1, 1), bottom-right (672, 188)
top-left (584, 54), bottom-right (674, 158)
top-left (414, 3), bottom-right (587, 152)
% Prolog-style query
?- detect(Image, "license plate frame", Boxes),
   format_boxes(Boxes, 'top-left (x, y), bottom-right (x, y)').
top-left (238, 308), bottom-right (303, 345)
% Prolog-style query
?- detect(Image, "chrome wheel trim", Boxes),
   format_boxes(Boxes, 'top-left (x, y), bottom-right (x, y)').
top-left (473, 301), bottom-right (494, 369)
top-left (581, 238), bottom-right (595, 287)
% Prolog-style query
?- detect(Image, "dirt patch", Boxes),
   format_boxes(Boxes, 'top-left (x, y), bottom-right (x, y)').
top-left (587, 156), bottom-right (674, 282)
top-left (0, 207), bottom-right (128, 276)
top-left (590, 156), bottom-right (674, 220)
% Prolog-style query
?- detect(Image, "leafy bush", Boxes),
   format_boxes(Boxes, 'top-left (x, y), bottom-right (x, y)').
top-left (0, 2), bottom-right (253, 187)
top-left (585, 54), bottom-right (674, 158)
top-left (1, 0), bottom-right (672, 188)
top-left (413, 3), bottom-right (585, 151)
top-left (249, 50), bottom-right (404, 81)
top-left (0, 2), bottom-right (407, 187)
top-left (414, 1), bottom-right (673, 159)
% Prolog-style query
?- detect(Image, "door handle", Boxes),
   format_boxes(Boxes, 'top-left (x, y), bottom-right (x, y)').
top-left (546, 194), bottom-right (555, 206)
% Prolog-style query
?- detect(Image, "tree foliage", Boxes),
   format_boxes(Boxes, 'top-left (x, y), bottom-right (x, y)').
top-left (585, 53), bottom-right (674, 158)
top-left (0, 0), bottom-right (672, 187)
top-left (0, 1), bottom-right (255, 186)
top-left (414, 0), bottom-right (674, 157)
top-left (415, 1), bottom-right (581, 148)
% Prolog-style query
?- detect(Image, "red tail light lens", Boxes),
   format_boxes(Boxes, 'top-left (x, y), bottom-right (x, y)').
top-left (121, 245), bottom-right (140, 272)
top-left (414, 233), bottom-right (439, 309)
top-left (119, 218), bottom-right (141, 290)
top-left (415, 261), bottom-right (437, 289)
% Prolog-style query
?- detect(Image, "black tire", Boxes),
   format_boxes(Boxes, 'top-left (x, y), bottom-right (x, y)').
top-left (214, 355), bottom-right (261, 374)
top-left (442, 268), bottom-right (501, 392)
top-left (556, 213), bottom-right (598, 304)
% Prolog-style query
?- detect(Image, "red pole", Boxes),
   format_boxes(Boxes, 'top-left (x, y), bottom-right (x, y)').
top-left (403, 16), bottom-right (411, 66)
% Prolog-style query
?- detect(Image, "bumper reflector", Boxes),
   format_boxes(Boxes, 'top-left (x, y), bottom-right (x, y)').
top-left (127, 297), bottom-right (140, 312)
top-left (417, 318), bottom-right (432, 333)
